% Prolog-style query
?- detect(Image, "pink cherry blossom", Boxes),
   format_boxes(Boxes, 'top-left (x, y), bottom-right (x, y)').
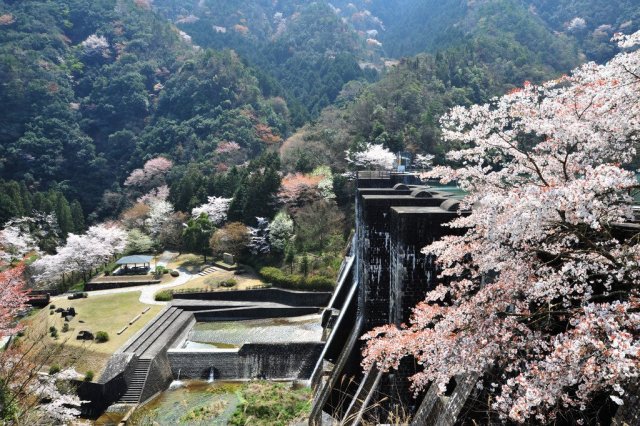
top-left (363, 31), bottom-right (640, 422)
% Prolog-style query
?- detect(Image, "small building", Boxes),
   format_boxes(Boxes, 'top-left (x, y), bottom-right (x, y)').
top-left (115, 255), bottom-right (153, 275)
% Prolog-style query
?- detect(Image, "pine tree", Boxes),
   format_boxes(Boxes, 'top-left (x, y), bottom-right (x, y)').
top-left (285, 244), bottom-right (296, 274)
top-left (70, 200), bottom-right (85, 233)
top-left (55, 195), bottom-right (74, 238)
top-left (300, 252), bottom-right (309, 277)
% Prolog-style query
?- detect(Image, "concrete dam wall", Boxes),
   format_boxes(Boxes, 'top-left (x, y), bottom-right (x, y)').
top-left (168, 342), bottom-right (324, 380)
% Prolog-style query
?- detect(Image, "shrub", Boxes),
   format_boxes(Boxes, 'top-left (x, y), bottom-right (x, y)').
top-left (62, 323), bottom-right (69, 333)
top-left (155, 290), bottom-right (173, 301)
top-left (49, 326), bottom-right (56, 333)
top-left (170, 270), bottom-right (179, 277)
top-left (305, 275), bottom-right (335, 291)
top-left (259, 267), bottom-right (334, 291)
top-left (259, 267), bottom-right (301, 288)
top-left (49, 365), bottom-right (61, 375)
top-left (49, 305), bottom-right (55, 310)
top-left (154, 266), bottom-right (167, 278)
top-left (221, 279), bottom-right (237, 288)
top-left (84, 371), bottom-right (94, 382)
top-left (49, 310), bottom-right (54, 315)
top-left (95, 331), bottom-right (109, 343)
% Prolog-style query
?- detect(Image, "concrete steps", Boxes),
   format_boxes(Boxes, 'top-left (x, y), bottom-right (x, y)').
top-left (120, 307), bottom-right (184, 357)
top-left (197, 267), bottom-right (217, 276)
top-left (118, 358), bottom-right (151, 404)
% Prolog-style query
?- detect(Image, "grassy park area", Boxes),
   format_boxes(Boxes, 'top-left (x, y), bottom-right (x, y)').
top-left (23, 292), bottom-right (163, 376)
top-left (161, 254), bottom-right (266, 295)
top-left (167, 267), bottom-right (264, 294)
top-left (20, 252), bottom-right (270, 376)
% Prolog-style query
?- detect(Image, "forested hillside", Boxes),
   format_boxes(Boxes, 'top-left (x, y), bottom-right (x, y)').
top-left (151, 0), bottom-right (376, 125)
top-left (1, 0), bottom-right (638, 226)
top-left (331, 0), bottom-right (638, 63)
top-left (0, 0), bottom-right (290, 217)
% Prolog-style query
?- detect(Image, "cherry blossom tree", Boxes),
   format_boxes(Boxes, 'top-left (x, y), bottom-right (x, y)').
top-left (32, 369), bottom-right (85, 422)
top-left (0, 214), bottom-right (60, 263)
top-left (32, 223), bottom-right (127, 286)
top-left (191, 196), bottom-right (232, 225)
top-left (124, 157), bottom-right (173, 189)
top-left (81, 34), bottom-right (110, 58)
top-left (137, 184), bottom-right (170, 205)
top-left (278, 173), bottom-right (324, 207)
top-left (414, 153), bottom-right (434, 170)
top-left (345, 143), bottom-right (395, 170)
top-left (363, 32), bottom-right (640, 423)
top-left (0, 338), bottom-right (85, 423)
top-left (146, 200), bottom-right (174, 240)
top-left (215, 141), bottom-right (241, 154)
top-left (0, 222), bottom-right (38, 263)
top-left (0, 263), bottom-right (28, 337)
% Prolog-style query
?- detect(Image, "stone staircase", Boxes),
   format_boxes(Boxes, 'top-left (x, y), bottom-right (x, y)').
top-left (119, 307), bottom-right (190, 356)
top-left (198, 266), bottom-right (217, 277)
top-left (115, 307), bottom-right (194, 405)
top-left (118, 358), bottom-right (152, 404)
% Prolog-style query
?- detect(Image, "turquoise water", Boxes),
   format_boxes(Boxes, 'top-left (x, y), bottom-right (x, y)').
top-left (429, 183), bottom-right (466, 197)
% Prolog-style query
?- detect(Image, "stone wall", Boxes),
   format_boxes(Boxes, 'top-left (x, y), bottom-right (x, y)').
top-left (138, 314), bottom-right (196, 402)
top-left (173, 288), bottom-right (331, 307)
top-left (356, 192), bottom-right (450, 331)
top-left (140, 354), bottom-right (174, 403)
top-left (388, 206), bottom-right (461, 326)
top-left (192, 307), bottom-right (320, 321)
top-left (168, 342), bottom-right (323, 380)
top-left (85, 280), bottom-right (160, 291)
top-left (75, 352), bottom-right (138, 416)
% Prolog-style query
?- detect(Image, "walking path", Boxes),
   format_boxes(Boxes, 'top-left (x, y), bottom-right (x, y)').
top-left (51, 251), bottom-right (196, 306)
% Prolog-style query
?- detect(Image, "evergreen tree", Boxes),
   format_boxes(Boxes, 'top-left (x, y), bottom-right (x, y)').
top-left (182, 213), bottom-right (215, 262)
top-left (70, 200), bottom-right (85, 233)
top-left (300, 252), bottom-right (310, 277)
top-left (55, 195), bottom-right (74, 238)
top-left (285, 244), bottom-right (296, 274)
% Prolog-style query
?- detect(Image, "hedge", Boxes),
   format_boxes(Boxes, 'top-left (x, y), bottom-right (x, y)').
top-left (155, 290), bottom-right (173, 301)
top-left (259, 267), bottom-right (334, 291)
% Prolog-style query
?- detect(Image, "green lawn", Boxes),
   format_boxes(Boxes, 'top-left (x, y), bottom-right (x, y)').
top-left (24, 292), bottom-right (163, 375)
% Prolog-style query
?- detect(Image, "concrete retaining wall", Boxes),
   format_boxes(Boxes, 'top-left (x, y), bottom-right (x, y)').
top-left (85, 280), bottom-right (160, 291)
top-left (168, 342), bottom-right (323, 380)
top-left (76, 352), bottom-right (138, 416)
top-left (193, 307), bottom-right (320, 321)
top-left (172, 288), bottom-right (332, 307)
top-left (139, 314), bottom-right (196, 402)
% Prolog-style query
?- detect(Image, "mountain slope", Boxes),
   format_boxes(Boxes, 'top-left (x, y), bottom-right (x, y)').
top-left (150, 0), bottom-right (379, 125)
top-left (0, 0), bottom-right (290, 214)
